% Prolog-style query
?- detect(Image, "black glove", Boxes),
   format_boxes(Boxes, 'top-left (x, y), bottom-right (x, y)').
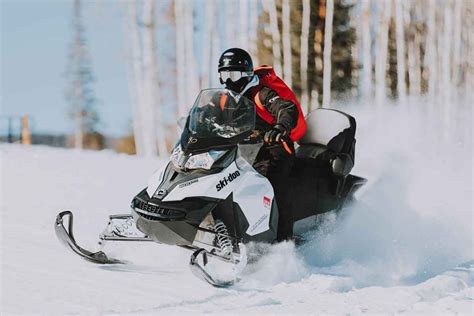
top-left (264, 124), bottom-right (288, 145)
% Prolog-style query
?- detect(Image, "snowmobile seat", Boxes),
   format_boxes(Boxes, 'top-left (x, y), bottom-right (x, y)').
top-left (288, 109), bottom-right (358, 220)
top-left (296, 108), bottom-right (356, 177)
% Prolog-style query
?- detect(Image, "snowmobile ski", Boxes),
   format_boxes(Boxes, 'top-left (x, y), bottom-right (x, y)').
top-left (189, 249), bottom-right (236, 288)
top-left (55, 211), bottom-right (124, 264)
top-left (189, 243), bottom-right (248, 288)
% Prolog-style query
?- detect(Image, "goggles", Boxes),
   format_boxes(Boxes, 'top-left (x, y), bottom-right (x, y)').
top-left (219, 70), bottom-right (252, 82)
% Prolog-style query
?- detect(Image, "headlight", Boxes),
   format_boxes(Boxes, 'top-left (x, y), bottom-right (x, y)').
top-left (184, 150), bottom-right (227, 170)
top-left (171, 145), bottom-right (186, 169)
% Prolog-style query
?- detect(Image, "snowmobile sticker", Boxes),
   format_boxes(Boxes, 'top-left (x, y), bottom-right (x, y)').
top-left (162, 162), bottom-right (243, 202)
top-left (216, 171), bottom-right (241, 192)
top-left (250, 213), bottom-right (269, 234)
top-left (263, 196), bottom-right (271, 208)
top-left (178, 179), bottom-right (198, 188)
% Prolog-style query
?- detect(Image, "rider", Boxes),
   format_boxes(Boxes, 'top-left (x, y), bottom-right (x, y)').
top-left (217, 48), bottom-right (307, 241)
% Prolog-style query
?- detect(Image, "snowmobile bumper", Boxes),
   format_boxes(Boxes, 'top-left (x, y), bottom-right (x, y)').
top-left (131, 207), bottom-right (199, 246)
top-left (130, 193), bottom-right (218, 247)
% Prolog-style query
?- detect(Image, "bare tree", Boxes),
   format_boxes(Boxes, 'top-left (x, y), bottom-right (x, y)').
top-left (360, 0), bottom-right (372, 100)
top-left (300, 0), bottom-right (311, 114)
top-left (142, 0), bottom-right (167, 157)
top-left (125, 1), bottom-right (145, 155)
top-left (263, 0), bottom-right (282, 76)
top-left (225, 0), bottom-right (240, 48)
top-left (394, 0), bottom-right (406, 102)
top-left (282, 0), bottom-right (292, 87)
top-left (322, 0), bottom-right (334, 108)
top-left (464, 1), bottom-right (474, 101)
top-left (374, 0), bottom-right (392, 105)
top-left (425, 0), bottom-right (437, 104)
top-left (240, 0), bottom-right (249, 50)
top-left (249, 0), bottom-right (260, 66)
top-left (406, 2), bottom-right (422, 96)
top-left (175, 0), bottom-right (187, 117)
top-left (210, 0), bottom-right (221, 87)
top-left (184, 3), bottom-right (199, 108)
top-left (452, 0), bottom-right (462, 88)
top-left (441, 0), bottom-right (453, 104)
top-left (202, 0), bottom-right (216, 89)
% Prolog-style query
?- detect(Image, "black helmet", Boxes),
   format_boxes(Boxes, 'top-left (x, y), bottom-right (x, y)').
top-left (218, 48), bottom-right (254, 93)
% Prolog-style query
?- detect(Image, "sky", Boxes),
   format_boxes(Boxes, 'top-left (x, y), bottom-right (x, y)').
top-left (1, 0), bottom-right (134, 137)
top-left (1, 0), bottom-right (252, 138)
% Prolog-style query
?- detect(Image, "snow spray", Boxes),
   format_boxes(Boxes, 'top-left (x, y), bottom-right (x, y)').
top-left (243, 95), bottom-right (473, 288)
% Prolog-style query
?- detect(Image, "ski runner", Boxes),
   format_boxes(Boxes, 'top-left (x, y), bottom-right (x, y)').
top-left (216, 47), bottom-right (307, 241)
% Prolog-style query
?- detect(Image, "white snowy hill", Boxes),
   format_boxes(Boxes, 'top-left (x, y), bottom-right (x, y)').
top-left (1, 103), bottom-right (472, 314)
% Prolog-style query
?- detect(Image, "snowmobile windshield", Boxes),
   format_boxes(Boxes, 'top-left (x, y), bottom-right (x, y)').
top-left (188, 89), bottom-right (256, 139)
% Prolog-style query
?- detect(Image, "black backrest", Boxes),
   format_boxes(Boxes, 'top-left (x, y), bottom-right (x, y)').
top-left (296, 109), bottom-right (356, 165)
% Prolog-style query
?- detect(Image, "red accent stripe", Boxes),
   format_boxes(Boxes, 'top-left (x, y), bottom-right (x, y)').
top-left (282, 140), bottom-right (293, 155)
top-left (253, 92), bottom-right (276, 125)
top-left (219, 94), bottom-right (228, 111)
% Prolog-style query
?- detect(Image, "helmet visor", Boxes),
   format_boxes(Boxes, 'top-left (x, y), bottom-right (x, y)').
top-left (219, 70), bottom-right (251, 82)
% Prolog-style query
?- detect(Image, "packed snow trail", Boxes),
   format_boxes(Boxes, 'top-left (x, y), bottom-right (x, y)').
top-left (1, 100), bottom-right (472, 314)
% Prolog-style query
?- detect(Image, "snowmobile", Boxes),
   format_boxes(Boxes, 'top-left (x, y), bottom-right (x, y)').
top-left (55, 88), bottom-right (367, 287)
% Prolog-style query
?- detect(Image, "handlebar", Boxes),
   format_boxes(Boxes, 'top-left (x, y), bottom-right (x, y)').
top-left (244, 130), bottom-right (294, 155)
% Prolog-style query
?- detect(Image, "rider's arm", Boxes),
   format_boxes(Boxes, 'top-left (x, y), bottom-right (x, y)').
top-left (257, 87), bottom-right (298, 132)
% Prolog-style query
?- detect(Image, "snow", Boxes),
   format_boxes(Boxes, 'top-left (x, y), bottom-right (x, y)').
top-left (1, 101), bottom-right (473, 314)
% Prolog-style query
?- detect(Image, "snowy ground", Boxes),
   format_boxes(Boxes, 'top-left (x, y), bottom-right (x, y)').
top-left (1, 102), bottom-right (473, 315)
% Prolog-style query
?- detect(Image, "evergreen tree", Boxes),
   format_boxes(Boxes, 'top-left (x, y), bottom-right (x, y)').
top-left (65, 0), bottom-right (101, 149)
top-left (330, 0), bottom-right (355, 95)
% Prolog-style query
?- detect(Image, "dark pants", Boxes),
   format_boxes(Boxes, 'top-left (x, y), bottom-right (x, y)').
top-left (254, 144), bottom-right (295, 241)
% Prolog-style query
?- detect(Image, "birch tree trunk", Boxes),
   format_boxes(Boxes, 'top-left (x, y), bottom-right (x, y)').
top-left (249, 0), bottom-right (259, 66)
top-left (452, 0), bottom-right (462, 88)
top-left (184, 3), bottom-right (199, 109)
top-left (441, 0), bottom-right (453, 140)
top-left (282, 0), bottom-right (292, 87)
top-left (466, 3), bottom-right (474, 103)
top-left (129, 1), bottom-right (158, 157)
top-left (394, 0), bottom-right (406, 102)
top-left (202, 0), bottom-right (215, 89)
top-left (361, 0), bottom-right (372, 100)
top-left (425, 0), bottom-right (437, 104)
top-left (175, 0), bottom-right (187, 117)
top-left (442, 0), bottom-right (453, 104)
top-left (210, 0), bottom-right (221, 87)
top-left (226, 0), bottom-right (239, 47)
top-left (436, 5), bottom-right (445, 102)
top-left (300, 0), bottom-right (310, 114)
top-left (211, 36), bottom-right (220, 88)
top-left (240, 0), bottom-right (249, 50)
top-left (142, 0), bottom-right (162, 157)
top-left (374, 0), bottom-right (392, 105)
top-left (264, 0), bottom-right (282, 76)
top-left (407, 29), bottom-right (421, 96)
top-left (125, 1), bottom-right (145, 155)
top-left (322, 0), bottom-right (334, 108)
top-left (351, 0), bottom-right (363, 98)
top-left (310, 90), bottom-right (319, 110)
